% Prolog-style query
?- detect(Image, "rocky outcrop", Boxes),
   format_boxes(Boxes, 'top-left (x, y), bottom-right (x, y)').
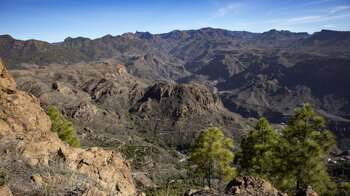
top-left (185, 187), bottom-right (217, 196)
top-left (0, 59), bottom-right (16, 91)
top-left (0, 185), bottom-right (13, 196)
top-left (224, 176), bottom-right (287, 196)
top-left (295, 186), bottom-right (319, 196)
top-left (131, 83), bottom-right (251, 147)
top-left (0, 61), bottom-right (51, 140)
top-left (0, 60), bottom-right (136, 195)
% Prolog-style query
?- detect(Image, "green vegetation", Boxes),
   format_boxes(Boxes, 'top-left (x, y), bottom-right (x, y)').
top-left (339, 182), bottom-right (350, 196)
top-left (45, 103), bottom-right (341, 195)
top-left (278, 104), bottom-right (336, 195)
top-left (237, 117), bottom-right (279, 180)
top-left (188, 127), bottom-right (236, 188)
top-left (119, 140), bottom-right (160, 170)
top-left (0, 170), bottom-right (9, 186)
top-left (237, 104), bottom-right (337, 195)
top-left (47, 106), bottom-right (81, 148)
top-left (144, 173), bottom-right (198, 196)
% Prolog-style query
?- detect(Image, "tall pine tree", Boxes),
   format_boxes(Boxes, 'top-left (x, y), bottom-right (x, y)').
top-left (237, 117), bottom-right (280, 181)
top-left (278, 104), bottom-right (336, 195)
top-left (188, 127), bottom-right (236, 188)
top-left (237, 105), bottom-right (337, 195)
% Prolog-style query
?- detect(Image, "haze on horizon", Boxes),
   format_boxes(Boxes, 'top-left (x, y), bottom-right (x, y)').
top-left (0, 0), bottom-right (349, 42)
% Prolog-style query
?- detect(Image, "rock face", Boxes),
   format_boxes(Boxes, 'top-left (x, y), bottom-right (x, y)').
top-left (0, 60), bottom-right (136, 195)
top-left (0, 59), bottom-right (16, 90)
top-left (0, 185), bottom-right (13, 196)
top-left (224, 176), bottom-right (287, 196)
top-left (131, 83), bottom-right (251, 147)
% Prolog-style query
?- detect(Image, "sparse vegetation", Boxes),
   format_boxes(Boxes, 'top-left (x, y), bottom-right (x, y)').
top-left (144, 173), bottom-right (198, 196)
top-left (0, 170), bottom-right (10, 186)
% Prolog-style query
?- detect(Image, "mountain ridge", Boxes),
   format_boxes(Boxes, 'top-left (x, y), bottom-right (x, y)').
top-left (2, 27), bottom-right (350, 150)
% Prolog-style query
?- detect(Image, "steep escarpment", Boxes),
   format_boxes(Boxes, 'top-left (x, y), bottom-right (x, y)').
top-left (131, 83), bottom-right (252, 147)
top-left (0, 60), bottom-right (136, 195)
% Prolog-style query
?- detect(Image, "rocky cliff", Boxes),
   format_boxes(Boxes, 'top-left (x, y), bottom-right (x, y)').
top-left (131, 83), bottom-right (251, 147)
top-left (0, 60), bottom-right (136, 195)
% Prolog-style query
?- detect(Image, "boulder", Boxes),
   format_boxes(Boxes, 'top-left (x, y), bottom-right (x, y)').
top-left (0, 185), bottom-right (13, 196)
top-left (185, 187), bottom-right (217, 196)
top-left (82, 187), bottom-right (107, 196)
top-left (295, 186), bottom-right (319, 196)
top-left (30, 174), bottom-right (43, 186)
top-left (225, 176), bottom-right (287, 196)
top-left (133, 172), bottom-right (155, 188)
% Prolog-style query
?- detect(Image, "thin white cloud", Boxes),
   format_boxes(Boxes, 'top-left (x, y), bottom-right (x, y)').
top-left (267, 0), bottom-right (332, 16)
top-left (269, 15), bottom-right (324, 25)
top-left (287, 16), bottom-right (324, 24)
top-left (324, 24), bottom-right (338, 28)
top-left (218, 3), bottom-right (243, 16)
top-left (329, 6), bottom-right (350, 13)
top-left (301, 0), bottom-right (332, 6)
top-left (267, 12), bottom-right (350, 25)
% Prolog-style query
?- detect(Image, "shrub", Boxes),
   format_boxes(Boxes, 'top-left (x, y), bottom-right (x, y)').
top-left (47, 106), bottom-right (81, 148)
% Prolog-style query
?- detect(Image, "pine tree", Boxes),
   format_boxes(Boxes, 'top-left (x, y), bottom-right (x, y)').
top-left (237, 117), bottom-right (280, 181)
top-left (188, 127), bottom-right (236, 188)
top-left (278, 104), bottom-right (336, 195)
top-left (47, 106), bottom-right (81, 148)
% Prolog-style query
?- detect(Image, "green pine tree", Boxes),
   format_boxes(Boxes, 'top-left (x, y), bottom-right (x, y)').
top-left (277, 104), bottom-right (336, 195)
top-left (47, 106), bottom-right (81, 148)
top-left (237, 117), bottom-right (280, 181)
top-left (188, 127), bottom-right (236, 188)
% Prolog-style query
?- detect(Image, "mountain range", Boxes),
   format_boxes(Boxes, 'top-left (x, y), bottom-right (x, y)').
top-left (1, 27), bottom-right (350, 152)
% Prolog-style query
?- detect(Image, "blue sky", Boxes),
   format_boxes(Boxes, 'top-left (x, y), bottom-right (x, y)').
top-left (0, 0), bottom-right (349, 42)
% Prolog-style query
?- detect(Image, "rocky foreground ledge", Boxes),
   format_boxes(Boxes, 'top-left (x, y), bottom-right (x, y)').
top-left (0, 59), bottom-right (137, 195)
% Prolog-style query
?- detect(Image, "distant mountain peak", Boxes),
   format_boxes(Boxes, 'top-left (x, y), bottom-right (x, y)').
top-left (102, 34), bottom-right (114, 38)
top-left (135, 31), bottom-right (153, 39)
top-left (64, 37), bottom-right (73, 42)
top-left (0, 34), bottom-right (14, 40)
